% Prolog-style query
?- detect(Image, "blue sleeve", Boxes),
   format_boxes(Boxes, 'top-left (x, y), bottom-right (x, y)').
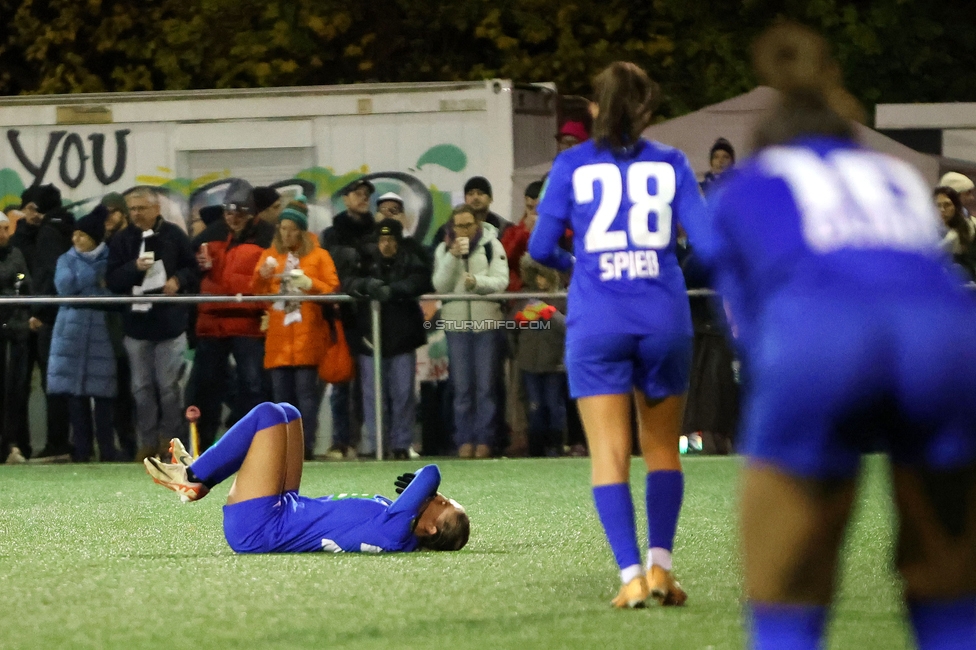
top-left (387, 464), bottom-right (441, 516)
top-left (528, 158), bottom-right (574, 271)
top-left (671, 153), bottom-right (714, 263)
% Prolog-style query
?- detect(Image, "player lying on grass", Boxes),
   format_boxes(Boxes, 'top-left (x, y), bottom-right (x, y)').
top-left (144, 401), bottom-right (470, 553)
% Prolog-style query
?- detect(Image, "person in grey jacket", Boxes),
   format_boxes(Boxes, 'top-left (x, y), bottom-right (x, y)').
top-left (431, 204), bottom-right (508, 458)
top-left (48, 206), bottom-right (119, 462)
top-left (0, 211), bottom-right (32, 463)
top-left (512, 255), bottom-right (567, 457)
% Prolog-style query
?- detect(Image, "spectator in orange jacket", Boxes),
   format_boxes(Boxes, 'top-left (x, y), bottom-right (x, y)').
top-left (500, 180), bottom-right (543, 292)
top-left (192, 181), bottom-right (276, 450)
top-left (252, 201), bottom-right (339, 459)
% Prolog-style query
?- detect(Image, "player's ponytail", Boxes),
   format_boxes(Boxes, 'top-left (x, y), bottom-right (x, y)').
top-left (751, 22), bottom-right (865, 149)
top-left (591, 62), bottom-right (658, 150)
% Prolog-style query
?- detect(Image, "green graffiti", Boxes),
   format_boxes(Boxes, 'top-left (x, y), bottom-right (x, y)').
top-left (296, 167), bottom-right (369, 200)
top-left (0, 168), bottom-right (26, 210)
top-left (425, 184), bottom-right (454, 245)
top-left (416, 144), bottom-right (467, 173)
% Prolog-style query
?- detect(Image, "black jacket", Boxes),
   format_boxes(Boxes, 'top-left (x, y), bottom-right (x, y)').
top-left (320, 210), bottom-right (376, 329)
top-left (106, 217), bottom-right (199, 341)
top-left (0, 245), bottom-right (32, 341)
top-left (348, 238), bottom-right (432, 357)
top-left (11, 207), bottom-right (75, 324)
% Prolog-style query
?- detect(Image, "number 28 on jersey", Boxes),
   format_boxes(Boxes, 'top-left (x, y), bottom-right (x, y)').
top-left (573, 162), bottom-right (676, 282)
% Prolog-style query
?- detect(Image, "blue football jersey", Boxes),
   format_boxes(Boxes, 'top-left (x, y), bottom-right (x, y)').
top-left (529, 139), bottom-right (708, 336)
top-left (704, 136), bottom-right (957, 354)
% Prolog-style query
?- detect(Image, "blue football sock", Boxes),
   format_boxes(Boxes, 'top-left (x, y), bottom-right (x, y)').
top-left (189, 402), bottom-right (287, 487)
top-left (908, 595), bottom-right (976, 650)
top-left (749, 602), bottom-right (827, 650)
top-left (592, 483), bottom-right (642, 578)
top-left (646, 470), bottom-right (684, 553)
top-left (278, 402), bottom-right (301, 422)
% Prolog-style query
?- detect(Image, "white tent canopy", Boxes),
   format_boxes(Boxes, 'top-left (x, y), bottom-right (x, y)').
top-left (641, 86), bottom-right (940, 184)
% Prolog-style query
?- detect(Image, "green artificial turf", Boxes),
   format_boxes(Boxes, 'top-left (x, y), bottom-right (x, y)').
top-left (0, 456), bottom-right (911, 650)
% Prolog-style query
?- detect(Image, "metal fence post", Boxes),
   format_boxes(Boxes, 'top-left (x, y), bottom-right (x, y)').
top-left (371, 299), bottom-right (384, 460)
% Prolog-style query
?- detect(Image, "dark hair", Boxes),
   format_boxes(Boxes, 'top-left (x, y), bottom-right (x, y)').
top-left (525, 181), bottom-right (544, 200)
top-left (751, 22), bottom-right (865, 149)
top-left (590, 62), bottom-right (658, 150)
top-left (420, 509), bottom-right (471, 552)
top-left (935, 186), bottom-right (972, 248)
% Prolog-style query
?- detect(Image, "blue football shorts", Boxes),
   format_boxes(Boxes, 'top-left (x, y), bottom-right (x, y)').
top-left (566, 328), bottom-right (692, 399)
top-left (740, 291), bottom-right (976, 479)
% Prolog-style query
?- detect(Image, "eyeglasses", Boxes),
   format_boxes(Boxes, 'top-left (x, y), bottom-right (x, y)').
top-left (454, 222), bottom-right (477, 230)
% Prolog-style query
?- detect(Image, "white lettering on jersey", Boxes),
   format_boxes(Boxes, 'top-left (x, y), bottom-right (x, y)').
top-left (599, 250), bottom-right (661, 280)
top-left (574, 162), bottom-right (675, 281)
top-left (321, 539), bottom-right (344, 553)
top-left (760, 147), bottom-right (940, 253)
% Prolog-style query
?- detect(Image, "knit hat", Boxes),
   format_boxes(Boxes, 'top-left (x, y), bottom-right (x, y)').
top-left (101, 192), bottom-right (128, 217)
top-left (376, 192), bottom-right (404, 209)
top-left (279, 201), bottom-right (309, 230)
top-left (525, 180), bottom-right (544, 200)
top-left (253, 187), bottom-right (281, 213)
top-left (464, 176), bottom-right (492, 198)
top-left (343, 178), bottom-right (375, 196)
top-left (375, 217), bottom-right (404, 241)
top-left (76, 204), bottom-right (107, 243)
top-left (199, 204), bottom-right (224, 226)
top-left (21, 184), bottom-right (62, 214)
top-left (556, 120), bottom-right (589, 142)
top-left (709, 137), bottom-right (736, 163)
top-left (940, 172), bottom-right (975, 194)
top-left (222, 179), bottom-right (255, 213)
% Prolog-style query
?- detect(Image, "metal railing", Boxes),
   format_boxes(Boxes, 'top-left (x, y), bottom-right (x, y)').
top-left (0, 288), bottom-right (719, 460)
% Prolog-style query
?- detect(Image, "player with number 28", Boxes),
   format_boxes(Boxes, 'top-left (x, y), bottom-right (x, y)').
top-left (529, 61), bottom-right (709, 608)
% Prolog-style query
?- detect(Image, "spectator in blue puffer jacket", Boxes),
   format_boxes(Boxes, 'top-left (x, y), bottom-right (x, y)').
top-left (48, 206), bottom-right (120, 462)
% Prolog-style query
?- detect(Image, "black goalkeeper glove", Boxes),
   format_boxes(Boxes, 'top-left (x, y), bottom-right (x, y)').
top-left (394, 472), bottom-right (416, 494)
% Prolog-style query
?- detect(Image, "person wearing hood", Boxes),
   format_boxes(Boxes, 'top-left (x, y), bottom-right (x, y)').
top-left (700, 138), bottom-right (735, 194)
top-left (0, 211), bottom-right (33, 463)
top-left (319, 177), bottom-right (375, 460)
top-left (190, 180), bottom-right (275, 451)
top-left (48, 206), bottom-right (120, 462)
top-left (10, 184), bottom-right (74, 461)
top-left (431, 204), bottom-right (509, 458)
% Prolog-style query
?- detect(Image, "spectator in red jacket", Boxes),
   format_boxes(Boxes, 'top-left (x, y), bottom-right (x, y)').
top-left (500, 181), bottom-right (543, 292)
top-left (191, 181), bottom-right (275, 450)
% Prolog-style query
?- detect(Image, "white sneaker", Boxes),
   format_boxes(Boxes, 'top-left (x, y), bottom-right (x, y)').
top-left (144, 456), bottom-right (209, 502)
top-left (6, 446), bottom-right (27, 464)
top-left (169, 438), bottom-right (193, 467)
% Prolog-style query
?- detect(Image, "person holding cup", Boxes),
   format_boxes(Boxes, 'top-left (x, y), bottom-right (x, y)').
top-left (252, 201), bottom-right (339, 459)
top-left (106, 187), bottom-right (199, 461)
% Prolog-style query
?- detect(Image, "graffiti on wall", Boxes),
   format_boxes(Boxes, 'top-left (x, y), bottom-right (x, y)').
top-left (0, 137), bottom-right (465, 245)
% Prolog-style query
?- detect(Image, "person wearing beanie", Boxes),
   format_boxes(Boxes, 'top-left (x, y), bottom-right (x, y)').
top-left (9, 183), bottom-right (74, 461)
top-left (940, 172), bottom-right (976, 217)
top-left (48, 204), bottom-right (119, 462)
top-left (253, 198), bottom-right (339, 460)
top-left (701, 137), bottom-right (736, 194)
top-left (253, 187), bottom-right (284, 225)
top-left (429, 175), bottom-right (509, 254)
top-left (0, 209), bottom-right (33, 463)
top-left (101, 193), bottom-right (129, 242)
top-left (319, 177), bottom-right (376, 459)
top-left (189, 184), bottom-right (276, 453)
top-left (377, 191), bottom-right (410, 228)
top-left (556, 120), bottom-right (590, 152)
top-left (345, 216), bottom-right (432, 459)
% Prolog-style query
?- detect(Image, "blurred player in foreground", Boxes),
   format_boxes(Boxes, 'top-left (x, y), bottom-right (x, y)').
top-left (529, 62), bottom-right (708, 607)
top-left (144, 402), bottom-right (469, 554)
top-left (703, 23), bottom-right (976, 650)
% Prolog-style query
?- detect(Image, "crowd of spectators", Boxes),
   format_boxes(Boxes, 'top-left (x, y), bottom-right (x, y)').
top-left (1, 122), bottom-right (973, 466)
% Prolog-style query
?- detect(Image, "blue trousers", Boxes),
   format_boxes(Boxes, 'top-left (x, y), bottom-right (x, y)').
top-left (358, 352), bottom-right (417, 454)
top-left (193, 336), bottom-right (267, 450)
top-left (523, 371), bottom-right (566, 456)
top-left (270, 366), bottom-right (321, 456)
top-left (446, 331), bottom-right (501, 447)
